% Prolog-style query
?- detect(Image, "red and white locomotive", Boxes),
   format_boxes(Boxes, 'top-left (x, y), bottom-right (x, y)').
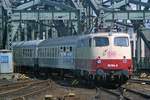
top-left (75, 33), bottom-right (133, 84)
top-left (13, 32), bottom-right (133, 85)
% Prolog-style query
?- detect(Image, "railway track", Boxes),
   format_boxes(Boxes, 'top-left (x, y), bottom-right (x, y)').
top-left (0, 79), bottom-right (15, 85)
top-left (129, 78), bottom-right (150, 85)
top-left (93, 87), bottom-right (129, 100)
top-left (0, 80), bottom-right (52, 100)
top-left (0, 77), bottom-right (149, 100)
top-left (94, 86), bottom-right (150, 100)
top-left (49, 77), bottom-right (150, 100)
top-left (122, 86), bottom-right (150, 100)
top-left (0, 80), bottom-right (34, 90)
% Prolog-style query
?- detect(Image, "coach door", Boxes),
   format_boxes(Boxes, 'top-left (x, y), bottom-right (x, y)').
top-left (59, 46), bottom-right (74, 69)
top-left (59, 47), bottom-right (64, 67)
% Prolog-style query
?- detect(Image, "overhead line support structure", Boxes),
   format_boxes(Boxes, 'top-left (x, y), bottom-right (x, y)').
top-left (10, 9), bottom-right (80, 40)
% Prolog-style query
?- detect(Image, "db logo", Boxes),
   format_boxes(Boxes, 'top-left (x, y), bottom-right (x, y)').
top-left (96, 56), bottom-right (101, 64)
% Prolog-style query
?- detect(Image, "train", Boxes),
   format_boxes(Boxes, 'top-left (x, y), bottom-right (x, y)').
top-left (12, 32), bottom-right (133, 86)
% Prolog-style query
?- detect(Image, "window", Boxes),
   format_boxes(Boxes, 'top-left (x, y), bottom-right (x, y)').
top-left (94, 37), bottom-right (109, 47)
top-left (114, 37), bottom-right (129, 47)
top-left (78, 39), bottom-right (91, 47)
top-left (70, 47), bottom-right (72, 51)
top-left (63, 47), bottom-right (66, 52)
top-left (48, 48), bottom-right (50, 57)
top-left (89, 38), bottom-right (92, 47)
top-left (53, 48), bottom-right (56, 57)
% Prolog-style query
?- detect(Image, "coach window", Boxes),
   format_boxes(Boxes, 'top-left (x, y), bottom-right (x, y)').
top-left (94, 37), bottom-right (109, 47)
top-left (51, 48), bottom-right (53, 57)
top-left (42, 48), bottom-right (44, 57)
top-left (38, 48), bottom-right (40, 57)
top-left (46, 48), bottom-right (48, 56)
top-left (43, 48), bottom-right (45, 57)
top-left (24, 49), bottom-right (26, 57)
top-left (41, 48), bottom-right (44, 57)
top-left (45, 48), bottom-right (47, 57)
top-left (28, 49), bottom-right (29, 57)
top-left (31, 49), bottom-right (33, 57)
top-left (47, 48), bottom-right (50, 57)
top-left (89, 38), bottom-right (92, 47)
top-left (56, 47), bottom-right (58, 57)
top-left (60, 47), bottom-right (63, 56)
top-left (26, 49), bottom-right (28, 57)
top-left (25, 49), bottom-right (27, 57)
top-left (70, 47), bottom-right (72, 52)
top-left (54, 47), bottom-right (56, 57)
top-left (29, 49), bottom-right (30, 57)
top-left (28, 49), bottom-right (30, 57)
top-left (23, 49), bottom-right (25, 56)
top-left (50, 48), bottom-right (51, 57)
top-left (114, 37), bottom-right (129, 47)
top-left (29, 49), bottom-right (31, 57)
top-left (23, 49), bottom-right (24, 56)
top-left (30, 49), bottom-right (31, 57)
top-left (27, 49), bottom-right (29, 57)
top-left (63, 47), bottom-right (66, 52)
top-left (53, 47), bottom-right (56, 57)
top-left (44, 48), bottom-right (46, 57)
top-left (41, 48), bottom-right (43, 57)
top-left (50, 48), bottom-right (53, 57)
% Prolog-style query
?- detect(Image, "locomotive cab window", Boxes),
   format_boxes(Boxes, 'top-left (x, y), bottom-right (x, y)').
top-left (94, 37), bottom-right (109, 47)
top-left (114, 37), bottom-right (129, 47)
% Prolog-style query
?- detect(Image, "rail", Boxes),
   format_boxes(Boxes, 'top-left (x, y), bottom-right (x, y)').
top-left (0, 80), bottom-right (52, 100)
top-left (122, 86), bottom-right (150, 100)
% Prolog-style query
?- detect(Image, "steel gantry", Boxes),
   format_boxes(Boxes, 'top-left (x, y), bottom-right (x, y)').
top-left (3, 0), bottom-right (80, 50)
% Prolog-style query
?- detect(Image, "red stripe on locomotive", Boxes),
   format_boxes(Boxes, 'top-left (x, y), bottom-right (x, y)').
top-left (75, 59), bottom-right (133, 75)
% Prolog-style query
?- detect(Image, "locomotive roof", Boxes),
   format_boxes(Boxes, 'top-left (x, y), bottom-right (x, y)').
top-left (87, 32), bottom-right (129, 37)
top-left (12, 40), bottom-right (43, 48)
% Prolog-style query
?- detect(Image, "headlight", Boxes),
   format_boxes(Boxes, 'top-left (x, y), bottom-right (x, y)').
top-left (123, 56), bottom-right (127, 63)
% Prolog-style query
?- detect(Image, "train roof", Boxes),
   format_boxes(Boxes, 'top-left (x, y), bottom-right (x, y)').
top-left (12, 40), bottom-right (43, 48)
top-left (39, 32), bottom-right (129, 47)
top-left (0, 49), bottom-right (12, 53)
top-left (12, 32), bottom-right (129, 48)
top-left (39, 36), bottom-right (79, 47)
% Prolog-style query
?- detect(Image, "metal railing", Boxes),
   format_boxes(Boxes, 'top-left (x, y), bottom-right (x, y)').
top-left (133, 57), bottom-right (150, 72)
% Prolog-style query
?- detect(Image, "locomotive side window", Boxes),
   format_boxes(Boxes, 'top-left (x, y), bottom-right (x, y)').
top-left (94, 37), bottom-right (109, 47)
top-left (114, 37), bottom-right (129, 47)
